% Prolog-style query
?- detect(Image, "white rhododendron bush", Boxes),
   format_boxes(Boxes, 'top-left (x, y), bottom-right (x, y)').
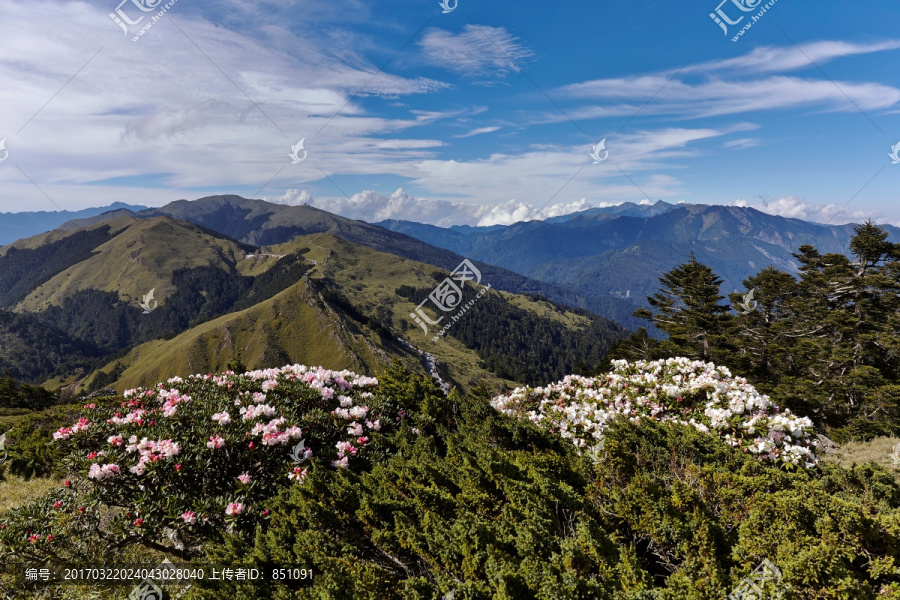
top-left (491, 357), bottom-right (818, 468)
top-left (30, 365), bottom-right (401, 547)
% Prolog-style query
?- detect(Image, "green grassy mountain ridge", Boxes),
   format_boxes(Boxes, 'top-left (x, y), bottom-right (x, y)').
top-left (0, 213), bottom-right (626, 393)
top-left (85, 232), bottom-right (626, 393)
top-left (59, 195), bottom-right (645, 330)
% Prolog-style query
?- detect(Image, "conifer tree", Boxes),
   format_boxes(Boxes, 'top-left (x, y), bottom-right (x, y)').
top-left (633, 253), bottom-right (730, 359)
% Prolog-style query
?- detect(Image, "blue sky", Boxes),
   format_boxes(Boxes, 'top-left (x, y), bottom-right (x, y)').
top-left (0, 0), bottom-right (899, 226)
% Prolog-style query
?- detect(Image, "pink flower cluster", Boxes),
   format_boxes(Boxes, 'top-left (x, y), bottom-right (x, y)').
top-left (288, 466), bottom-right (307, 482)
top-left (249, 417), bottom-right (303, 446)
top-left (53, 417), bottom-right (92, 440)
top-left (158, 389), bottom-right (192, 418)
top-left (333, 434), bottom-right (370, 468)
top-left (125, 437), bottom-right (181, 475)
top-left (58, 363), bottom-right (390, 530)
top-left (239, 404), bottom-right (277, 421)
top-left (211, 411), bottom-right (232, 425)
top-left (88, 463), bottom-right (120, 480)
top-left (107, 409), bottom-right (147, 426)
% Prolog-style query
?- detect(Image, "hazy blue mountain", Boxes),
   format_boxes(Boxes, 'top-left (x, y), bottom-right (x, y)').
top-left (378, 203), bottom-right (900, 312)
top-left (0, 202), bottom-right (148, 247)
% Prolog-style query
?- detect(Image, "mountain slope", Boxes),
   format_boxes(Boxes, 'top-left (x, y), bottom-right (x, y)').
top-left (60, 195), bottom-right (644, 329)
top-left (82, 232), bottom-right (626, 393)
top-left (90, 274), bottom-right (401, 392)
top-left (0, 217), bottom-right (323, 384)
top-left (0, 309), bottom-right (104, 382)
top-left (8, 215), bottom-right (256, 314)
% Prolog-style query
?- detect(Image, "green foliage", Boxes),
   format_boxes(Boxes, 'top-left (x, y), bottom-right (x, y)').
top-left (3, 363), bottom-right (900, 598)
top-left (199, 382), bottom-right (900, 599)
top-left (611, 222), bottom-right (900, 441)
top-left (4, 404), bottom-right (89, 479)
top-left (632, 253), bottom-right (730, 360)
top-left (0, 309), bottom-right (104, 383)
top-left (0, 372), bottom-right (57, 411)
top-left (396, 285), bottom-right (626, 386)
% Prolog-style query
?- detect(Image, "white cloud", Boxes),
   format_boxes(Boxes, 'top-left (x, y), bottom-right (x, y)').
top-left (474, 198), bottom-right (596, 227)
top-left (730, 196), bottom-right (881, 225)
top-left (722, 138), bottom-right (762, 149)
top-left (0, 0), bottom-right (451, 200)
top-left (554, 40), bottom-right (900, 120)
top-left (456, 126), bottom-right (501, 138)
top-left (267, 187), bottom-right (605, 227)
top-left (418, 25), bottom-right (533, 82)
top-left (684, 40), bottom-right (900, 75)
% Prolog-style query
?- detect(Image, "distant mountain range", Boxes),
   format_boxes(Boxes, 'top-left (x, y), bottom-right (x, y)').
top-left (379, 200), bottom-right (900, 318)
top-left (0, 202), bottom-right (147, 247)
top-left (3, 196), bottom-right (896, 343)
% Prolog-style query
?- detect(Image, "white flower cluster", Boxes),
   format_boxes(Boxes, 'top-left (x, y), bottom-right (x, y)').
top-left (490, 357), bottom-right (818, 468)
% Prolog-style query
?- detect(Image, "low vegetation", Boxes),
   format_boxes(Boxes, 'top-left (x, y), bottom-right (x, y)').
top-left (0, 361), bottom-right (898, 599)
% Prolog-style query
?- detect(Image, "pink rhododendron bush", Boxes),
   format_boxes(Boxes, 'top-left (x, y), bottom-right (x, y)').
top-left (0, 364), bottom-right (403, 560)
top-left (491, 357), bottom-right (818, 468)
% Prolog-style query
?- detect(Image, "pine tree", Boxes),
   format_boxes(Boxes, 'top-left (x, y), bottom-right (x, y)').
top-left (633, 253), bottom-right (730, 359)
top-left (728, 267), bottom-right (802, 381)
